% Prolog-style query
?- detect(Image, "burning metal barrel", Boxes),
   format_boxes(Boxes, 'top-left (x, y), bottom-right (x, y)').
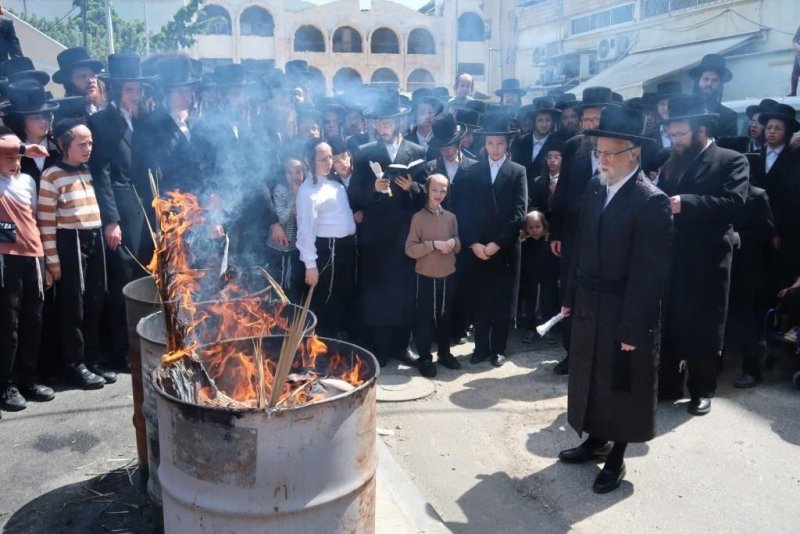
top-left (122, 275), bottom-right (161, 477)
top-left (137, 301), bottom-right (318, 505)
top-left (154, 336), bottom-right (378, 533)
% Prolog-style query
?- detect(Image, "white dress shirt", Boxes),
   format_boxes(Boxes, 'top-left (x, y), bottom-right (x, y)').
top-left (766, 144), bottom-right (784, 174)
top-left (660, 127), bottom-right (672, 149)
top-left (532, 134), bottom-right (549, 162)
top-left (171, 111), bottom-right (191, 141)
top-left (111, 102), bottom-right (134, 131)
top-left (444, 158), bottom-right (460, 181)
top-left (385, 136), bottom-right (403, 163)
top-left (604, 168), bottom-right (638, 208)
top-left (489, 156), bottom-right (506, 183)
top-left (591, 151), bottom-right (599, 175)
top-left (296, 177), bottom-right (356, 269)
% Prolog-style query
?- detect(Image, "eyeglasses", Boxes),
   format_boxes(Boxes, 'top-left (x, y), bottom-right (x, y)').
top-left (666, 130), bottom-right (691, 140)
top-left (592, 147), bottom-right (635, 160)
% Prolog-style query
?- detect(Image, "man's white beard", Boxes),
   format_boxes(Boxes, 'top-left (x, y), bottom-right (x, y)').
top-left (598, 171), bottom-right (610, 186)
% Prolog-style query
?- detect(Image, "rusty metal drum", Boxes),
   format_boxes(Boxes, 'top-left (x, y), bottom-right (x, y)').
top-left (122, 276), bottom-right (161, 477)
top-left (153, 337), bottom-right (379, 533)
top-left (137, 303), bottom-right (318, 506)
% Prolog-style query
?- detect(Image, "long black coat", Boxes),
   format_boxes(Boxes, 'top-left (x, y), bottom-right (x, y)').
top-left (729, 186), bottom-right (774, 308)
top-left (549, 135), bottom-right (595, 243)
top-left (88, 105), bottom-right (151, 265)
top-left (461, 158), bottom-right (528, 320)
top-left (350, 138), bottom-right (426, 326)
top-left (564, 172), bottom-right (673, 442)
top-left (659, 142), bottom-right (749, 356)
top-left (427, 152), bottom-right (477, 214)
top-left (131, 108), bottom-right (198, 196)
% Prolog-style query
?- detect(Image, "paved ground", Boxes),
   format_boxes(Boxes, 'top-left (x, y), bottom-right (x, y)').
top-left (378, 332), bottom-right (800, 533)
top-left (1, 329), bottom-right (799, 533)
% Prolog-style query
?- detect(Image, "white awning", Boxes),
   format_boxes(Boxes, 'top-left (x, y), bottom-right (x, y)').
top-left (571, 34), bottom-right (758, 100)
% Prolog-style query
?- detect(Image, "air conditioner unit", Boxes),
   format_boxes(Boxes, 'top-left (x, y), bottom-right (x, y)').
top-left (539, 67), bottom-right (556, 85)
top-left (596, 34), bottom-right (630, 62)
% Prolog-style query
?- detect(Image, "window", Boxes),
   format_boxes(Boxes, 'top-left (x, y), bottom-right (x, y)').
top-left (309, 67), bottom-right (327, 98)
top-left (333, 68), bottom-right (363, 93)
top-left (371, 68), bottom-right (399, 91)
top-left (570, 3), bottom-right (634, 35)
top-left (333, 26), bottom-right (363, 53)
top-left (458, 63), bottom-right (485, 76)
top-left (371, 28), bottom-right (399, 54)
top-left (643, 0), bottom-right (720, 18)
top-left (294, 25), bottom-right (325, 52)
top-left (240, 7), bottom-right (274, 37)
top-left (458, 12), bottom-right (484, 42)
top-left (199, 5), bottom-right (232, 36)
top-left (408, 28), bottom-right (435, 55)
top-left (407, 69), bottom-right (435, 93)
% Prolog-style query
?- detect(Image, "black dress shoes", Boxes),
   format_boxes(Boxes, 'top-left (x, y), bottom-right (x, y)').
top-left (418, 360), bottom-right (437, 378)
top-left (553, 357), bottom-right (569, 375)
top-left (438, 353), bottom-right (462, 370)
top-left (593, 462), bottom-right (626, 494)
top-left (490, 354), bottom-right (506, 367)
top-left (733, 373), bottom-right (763, 389)
top-left (470, 352), bottom-right (488, 364)
top-left (89, 364), bottom-right (118, 384)
top-left (687, 397), bottom-right (711, 416)
top-left (70, 364), bottom-right (105, 390)
top-left (1, 386), bottom-right (27, 411)
top-left (558, 442), bottom-right (612, 463)
top-left (20, 383), bottom-right (55, 402)
top-left (398, 348), bottom-right (420, 367)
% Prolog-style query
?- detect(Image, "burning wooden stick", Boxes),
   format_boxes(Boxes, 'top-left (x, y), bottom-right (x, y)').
top-left (268, 286), bottom-right (315, 408)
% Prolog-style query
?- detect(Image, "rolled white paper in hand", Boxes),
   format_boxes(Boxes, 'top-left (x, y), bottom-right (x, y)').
top-left (536, 312), bottom-right (565, 337)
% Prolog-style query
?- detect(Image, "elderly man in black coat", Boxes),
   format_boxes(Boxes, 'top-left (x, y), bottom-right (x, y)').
top-left (349, 94), bottom-right (427, 366)
top-left (460, 113), bottom-right (527, 367)
top-left (558, 105), bottom-right (672, 494)
top-left (658, 95), bottom-right (749, 415)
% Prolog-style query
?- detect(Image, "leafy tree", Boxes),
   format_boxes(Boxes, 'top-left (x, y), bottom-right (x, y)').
top-left (12, 0), bottom-right (210, 58)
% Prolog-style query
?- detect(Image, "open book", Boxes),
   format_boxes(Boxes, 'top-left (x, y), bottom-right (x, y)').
top-left (384, 159), bottom-right (427, 179)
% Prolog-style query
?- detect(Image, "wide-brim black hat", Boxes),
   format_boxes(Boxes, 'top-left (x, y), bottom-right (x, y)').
top-left (660, 94), bottom-right (719, 124)
top-left (582, 105), bottom-right (653, 145)
top-left (99, 54), bottom-right (155, 83)
top-left (746, 98), bottom-right (780, 119)
top-left (365, 93), bottom-right (410, 119)
top-left (494, 78), bottom-right (526, 97)
top-left (454, 108), bottom-right (481, 128)
top-left (520, 96), bottom-right (561, 118)
top-left (52, 47), bottom-right (104, 85)
top-left (758, 103), bottom-right (800, 133)
top-left (476, 111), bottom-right (519, 136)
top-left (688, 53), bottom-right (733, 83)
top-left (151, 56), bottom-right (201, 87)
top-left (51, 96), bottom-right (88, 120)
top-left (213, 63), bottom-right (249, 88)
top-left (431, 113), bottom-right (467, 146)
top-left (0, 57), bottom-right (50, 86)
top-left (648, 80), bottom-right (683, 103)
top-left (574, 86), bottom-right (618, 113)
top-left (0, 81), bottom-right (60, 116)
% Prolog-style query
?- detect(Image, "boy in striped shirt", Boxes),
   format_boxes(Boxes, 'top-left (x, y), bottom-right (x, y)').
top-left (38, 119), bottom-right (110, 390)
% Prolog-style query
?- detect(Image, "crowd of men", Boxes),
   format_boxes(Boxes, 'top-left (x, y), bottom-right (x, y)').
top-left (1, 45), bottom-right (799, 494)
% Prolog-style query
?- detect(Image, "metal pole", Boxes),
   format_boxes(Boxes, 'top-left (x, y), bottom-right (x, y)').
top-left (144, 0), bottom-right (150, 56)
top-left (22, 0), bottom-right (28, 16)
top-left (82, 0), bottom-right (88, 50)
top-left (106, 0), bottom-right (115, 54)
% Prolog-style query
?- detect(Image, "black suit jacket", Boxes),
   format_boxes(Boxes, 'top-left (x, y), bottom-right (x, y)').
top-left (510, 132), bottom-right (556, 204)
top-left (88, 105), bottom-right (136, 225)
top-left (730, 186), bottom-right (774, 306)
top-left (0, 16), bottom-right (22, 62)
top-left (20, 141), bottom-right (59, 189)
top-left (752, 144), bottom-right (794, 210)
top-left (549, 135), bottom-right (595, 241)
top-left (714, 103), bottom-right (739, 138)
top-left (350, 138), bottom-right (427, 246)
top-left (132, 107), bottom-right (197, 196)
top-left (429, 152), bottom-right (477, 214)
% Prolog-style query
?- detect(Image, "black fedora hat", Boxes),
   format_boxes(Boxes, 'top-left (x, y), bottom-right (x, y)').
top-left (494, 78), bottom-right (526, 97)
top-left (746, 98), bottom-right (780, 119)
top-left (454, 108), bottom-right (481, 128)
top-left (0, 81), bottom-right (59, 116)
top-left (52, 47), bottom-right (104, 85)
top-left (0, 57), bottom-right (50, 86)
top-left (476, 111), bottom-right (519, 136)
top-left (582, 105), bottom-right (652, 145)
top-left (555, 93), bottom-right (579, 111)
top-left (758, 103), bottom-right (800, 133)
top-left (431, 113), bottom-right (467, 147)
top-left (365, 92), bottom-right (410, 119)
top-left (716, 136), bottom-right (750, 153)
top-left (574, 86), bottom-right (618, 113)
top-left (100, 54), bottom-right (155, 83)
top-left (51, 96), bottom-right (88, 121)
top-left (661, 94), bottom-right (719, 124)
top-left (152, 55), bottom-right (201, 87)
top-left (464, 99), bottom-right (487, 114)
top-left (688, 54), bottom-right (732, 83)
top-left (213, 63), bottom-right (248, 88)
top-left (648, 81), bottom-right (683, 102)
